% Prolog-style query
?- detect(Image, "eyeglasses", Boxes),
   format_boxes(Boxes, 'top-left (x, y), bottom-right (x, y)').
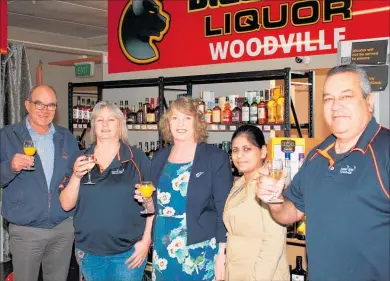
top-left (28, 100), bottom-right (57, 111)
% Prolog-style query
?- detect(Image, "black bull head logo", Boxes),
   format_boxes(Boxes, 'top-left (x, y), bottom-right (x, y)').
top-left (118, 0), bottom-right (170, 64)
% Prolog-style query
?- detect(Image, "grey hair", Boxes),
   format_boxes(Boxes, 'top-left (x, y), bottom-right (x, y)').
top-left (27, 85), bottom-right (57, 100)
top-left (90, 101), bottom-right (128, 144)
top-left (326, 64), bottom-right (372, 98)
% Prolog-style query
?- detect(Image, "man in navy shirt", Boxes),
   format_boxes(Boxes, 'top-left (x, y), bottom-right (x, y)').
top-left (257, 64), bottom-right (389, 281)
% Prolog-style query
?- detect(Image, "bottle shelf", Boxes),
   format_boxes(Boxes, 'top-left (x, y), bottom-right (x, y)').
top-left (207, 123), bottom-right (284, 132)
top-left (73, 123), bottom-right (287, 133)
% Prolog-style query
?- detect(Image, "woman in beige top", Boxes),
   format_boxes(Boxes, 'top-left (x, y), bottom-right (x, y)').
top-left (223, 125), bottom-right (289, 281)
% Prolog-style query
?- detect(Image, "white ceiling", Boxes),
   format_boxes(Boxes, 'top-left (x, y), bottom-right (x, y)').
top-left (8, 0), bottom-right (107, 51)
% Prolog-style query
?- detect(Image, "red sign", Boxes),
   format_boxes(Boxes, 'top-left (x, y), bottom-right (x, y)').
top-left (0, 0), bottom-right (7, 55)
top-left (108, 0), bottom-right (390, 74)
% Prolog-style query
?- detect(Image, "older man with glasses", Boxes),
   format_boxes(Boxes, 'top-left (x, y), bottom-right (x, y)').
top-left (0, 85), bottom-right (79, 281)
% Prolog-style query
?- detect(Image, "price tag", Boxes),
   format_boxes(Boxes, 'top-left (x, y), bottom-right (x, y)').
top-left (273, 125), bottom-right (281, 131)
top-left (134, 124), bottom-right (141, 130)
top-left (229, 125), bottom-right (237, 131)
top-left (141, 125), bottom-right (147, 130)
top-left (263, 125), bottom-right (271, 131)
top-left (256, 125), bottom-right (263, 130)
top-left (78, 124), bottom-right (83, 129)
top-left (151, 124), bottom-right (158, 130)
top-left (219, 125), bottom-right (226, 130)
top-left (127, 124), bottom-right (133, 130)
top-left (210, 124), bottom-right (218, 131)
top-left (281, 139), bottom-right (296, 153)
top-left (146, 125), bottom-right (153, 130)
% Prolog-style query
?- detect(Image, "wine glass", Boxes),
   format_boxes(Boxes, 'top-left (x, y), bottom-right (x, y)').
top-left (139, 181), bottom-right (154, 214)
top-left (84, 154), bottom-right (96, 185)
top-left (264, 159), bottom-right (284, 204)
top-left (23, 140), bottom-right (36, 171)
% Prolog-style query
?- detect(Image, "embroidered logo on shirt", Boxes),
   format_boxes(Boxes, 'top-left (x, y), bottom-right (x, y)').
top-left (111, 168), bottom-right (125, 175)
top-left (195, 172), bottom-right (204, 178)
top-left (340, 165), bottom-right (356, 175)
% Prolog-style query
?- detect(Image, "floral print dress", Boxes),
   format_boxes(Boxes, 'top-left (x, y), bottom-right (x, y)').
top-left (152, 161), bottom-right (217, 281)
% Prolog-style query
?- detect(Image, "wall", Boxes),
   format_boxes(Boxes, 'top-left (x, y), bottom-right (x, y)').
top-left (26, 48), bottom-right (103, 128)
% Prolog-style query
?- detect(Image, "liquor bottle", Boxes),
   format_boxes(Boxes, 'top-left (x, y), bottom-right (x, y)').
top-left (138, 142), bottom-right (143, 151)
top-left (156, 140), bottom-right (161, 151)
top-left (197, 92), bottom-right (206, 114)
top-left (204, 102), bottom-right (213, 124)
top-left (81, 98), bottom-right (87, 129)
top-left (264, 89), bottom-right (271, 103)
top-left (146, 98), bottom-right (156, 124)
top-left (267, 89), bottom-right (277, 123)
top-left (73, 96), bottom-right (81, 129)
top-left (212, 98), bottom-right (221, 124)
top-left (291, 256), bottom-right (307, 281)
top-left (258, 90), bottom-right (267, 124)
top-left (242, 97), bottom-right (250, 124)
top-left (149, 141), bottom-right (156, 160)
top-left (144, 142), bottom-right (150, 157)
top-left (136, 102), bottom-right (144, 124)
top-left (86, 99), bottom-right (91, 128)
top-left (222, 98), bottom-right (232, 125)
top-left (276, 86), bottom-right (285, 124)
top-left (127, 105), bottom-right (137, 125)
top-left (250, 96), bottom-right (258, 124)
top-left (124, 100), bottom-right (129, 120)
top-left (155, 97), bottom-right (161, 122)
top-left (231, 97), bottom-right (242, 124)
top-left (143, 98), bottom-right (150, 124)
top-left (120, 100), bottom-right (124, 113)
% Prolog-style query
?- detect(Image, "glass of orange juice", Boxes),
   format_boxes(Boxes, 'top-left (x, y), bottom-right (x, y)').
top-left (23, 140), bottom-right (36, 170)
top-left (139, 181), bottom-right (154, 214)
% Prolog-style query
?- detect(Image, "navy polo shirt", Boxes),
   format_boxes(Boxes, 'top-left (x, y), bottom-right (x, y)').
top-left (60, 141), bottom-right (151, 255)
top-left (283, 117), bottom-right (390, 281)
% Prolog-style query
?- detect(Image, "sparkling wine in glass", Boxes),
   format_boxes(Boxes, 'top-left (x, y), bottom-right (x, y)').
top-left (265, 159), bottom-right (284, 204)
top-left (139, 181), bottom-right (154, 214)
top-left (84, 154), bottom-right (96, 185)
top-left (23, 140), bottom-right (36, 171)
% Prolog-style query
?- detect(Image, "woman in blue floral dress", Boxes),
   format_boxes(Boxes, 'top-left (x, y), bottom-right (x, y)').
top-left (135, 98), bottom-right (233, 281)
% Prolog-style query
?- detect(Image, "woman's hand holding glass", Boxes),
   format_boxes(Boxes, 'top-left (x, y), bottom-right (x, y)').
top-left (134, 181), bottom-right (155, 214)
top-left (73, 155), bottom-right (95, 182)
top-left (257, 159), bottom-right (288, 204)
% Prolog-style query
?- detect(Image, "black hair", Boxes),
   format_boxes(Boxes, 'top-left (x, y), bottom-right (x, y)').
top-left (231, 124), bottom-right (266, 148)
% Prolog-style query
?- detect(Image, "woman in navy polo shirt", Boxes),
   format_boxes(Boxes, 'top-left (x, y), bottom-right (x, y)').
top-left (59, 101), bottom-right (152, 281)
top-left (136, 98), bottom-right (233, 281)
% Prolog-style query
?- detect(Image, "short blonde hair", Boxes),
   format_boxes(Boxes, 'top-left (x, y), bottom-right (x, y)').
top-left (90, 101), bottom-right (128, 143)
top-left (159, 97), bottom-right (208, 143)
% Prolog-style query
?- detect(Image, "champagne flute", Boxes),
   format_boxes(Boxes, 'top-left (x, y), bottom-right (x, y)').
top-left (23, 140), bottom-right (36, 171)
top-left (264, 159), bottom-right (284, 204)
top-left (139, 181), bottom-right (154, 214)
top-left (84, 154), bottom-right (96, 185)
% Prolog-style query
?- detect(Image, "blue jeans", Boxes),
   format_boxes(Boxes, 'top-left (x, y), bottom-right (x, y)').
top-left (75, 247), bottom-right (146, 281)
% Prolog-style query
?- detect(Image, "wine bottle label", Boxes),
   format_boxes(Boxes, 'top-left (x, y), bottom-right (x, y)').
top-left (242, 107), bottom-right (249, 121)
top-left (146, 113), bottom-right (155, 123)
top-left (73, 109), bottom-right (79, 119)
top-left (78, 110), bottom-right (83, 120)
top-left (292, 274), bottom-right (305, 281)
top-left (232, 111), bottom-right (240, 123)
top-left (250, 106), bottom-right (257, 122)
top-left (258, 108), bottom-right (266, 119)
top-left (204, 113), bottom-right (212, 124)
top-left (83, 110), bottom-right (89, 121)
top-left (212, 110), bottom-right (221, 123)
